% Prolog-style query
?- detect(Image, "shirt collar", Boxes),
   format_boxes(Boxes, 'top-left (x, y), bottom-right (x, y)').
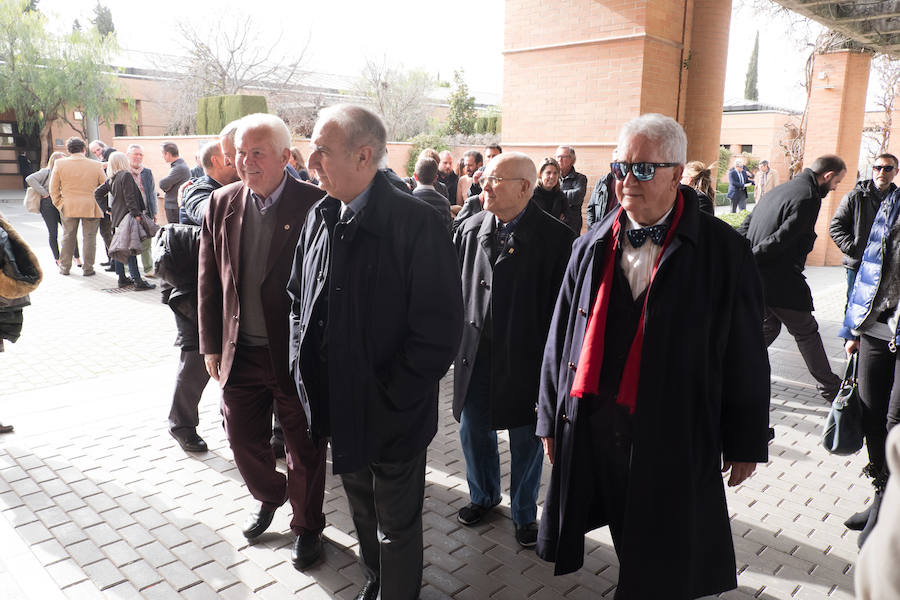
top-left (624, 204), bottom-right (674, 231)
top-left (341, 181), bottom-right (373, 219)
top-left (494, 205), bottom-right (527, 231)
top-left (416, 183), bottom-right (436, 192)
top-left (250, 171), bottom-right (288, 215)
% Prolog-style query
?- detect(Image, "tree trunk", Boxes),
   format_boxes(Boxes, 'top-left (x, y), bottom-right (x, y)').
top-left (40, 121), bottom-right (53, 167)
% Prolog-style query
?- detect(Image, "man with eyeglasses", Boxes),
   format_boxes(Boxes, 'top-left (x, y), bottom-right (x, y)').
top-left (452, 152), bottom-right (574, 548)
top-left (830, 153), bottom-right (899, 300)
top-left (555, 145), bottom-right (588, 234)
top-left (536, 114), bottom-right (770, 599)
top-left (739, 154), bottom-right (846, 403)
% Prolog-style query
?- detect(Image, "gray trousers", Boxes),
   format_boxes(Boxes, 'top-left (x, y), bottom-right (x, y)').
top-left (60, 217), bottom-right (99, 271)
top-left (763, 306), bottom-right (841, 399)
top-left (140, 237), bottom-right (153, 273)
top-left (340, 449), bottom-right (426, 599)
top-left (168, 349), bottom-right (210, 434)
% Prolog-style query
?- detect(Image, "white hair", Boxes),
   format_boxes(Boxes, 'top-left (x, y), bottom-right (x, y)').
top-left (219, 120), bottom-right (240, 144)
top-left (617, 113), bottom-right (687, 165)
top-left (315, 104), bottom-right (388, 168)
top-left (126, 143), bottom-right (144, 154)
top-left (734, 158), bottom-right (744, 167)
top-left (235, 113), bottom-right (292, 153)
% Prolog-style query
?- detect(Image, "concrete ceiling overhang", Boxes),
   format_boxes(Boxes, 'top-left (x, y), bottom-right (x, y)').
top-left (777, 1), bottom-right (900, 54)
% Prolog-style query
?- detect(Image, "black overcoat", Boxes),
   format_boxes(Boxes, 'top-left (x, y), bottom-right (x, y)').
top-left (452, 202), bottom-right (574, 429)
top-left (287, 171), bottom-right (464, 475)
top-left (737, 168), bottom-right (823, 311)
top-left (535, 189), bottom-right (770, 599)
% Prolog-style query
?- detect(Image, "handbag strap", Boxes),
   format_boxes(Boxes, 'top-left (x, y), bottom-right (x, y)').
top-left (844, 352), bottom-right (858, 384)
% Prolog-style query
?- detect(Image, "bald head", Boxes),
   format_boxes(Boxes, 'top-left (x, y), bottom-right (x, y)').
top-left (482, 152), bottom-right (537, 222)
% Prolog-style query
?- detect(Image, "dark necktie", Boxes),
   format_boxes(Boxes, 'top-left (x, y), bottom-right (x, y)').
top-left (626, 224), bottom-right (667, 248)
top-left (340, 205), bottom-right (355, 223)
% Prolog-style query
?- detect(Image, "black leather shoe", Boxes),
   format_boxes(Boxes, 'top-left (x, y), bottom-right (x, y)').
top-left (354, 578), bottom-right (379, 600)
top-left (169, 430), bottom-right (208, 453)
top-left (291, 531), bottom-right (323, 570)
top-left (133, 280), bottom-right (156, 291)
top-left (104, 264), bottom-right (116, 272)
top-left (99, 261), bottom-right (111, 266)
top-left (242, 507), bottom-right (276, 539)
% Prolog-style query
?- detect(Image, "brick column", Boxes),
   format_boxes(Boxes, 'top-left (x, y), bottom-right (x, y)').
top-left (681, 0), bottom-right (732, 177)
top-left (804, 48), bottom-right (873, 266)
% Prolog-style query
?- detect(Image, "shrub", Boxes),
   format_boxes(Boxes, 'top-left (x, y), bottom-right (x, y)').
top-left (405, 132), bottom-right (449, 177)
top-left (197, 95), bottom-right (268, 135)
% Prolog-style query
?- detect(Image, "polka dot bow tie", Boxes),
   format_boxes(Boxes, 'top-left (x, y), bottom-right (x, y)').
top-left (626, 224), bottom-right (668, 248)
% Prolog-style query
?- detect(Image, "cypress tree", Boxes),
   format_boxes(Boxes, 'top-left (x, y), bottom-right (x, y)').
top-left (745, 32), bottom-right (759, 101)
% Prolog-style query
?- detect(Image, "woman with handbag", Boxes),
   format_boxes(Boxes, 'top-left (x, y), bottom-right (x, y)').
top-left (25, 151), bottom-right (82, 268)
top-left (840, 184), bottom-right (900, 547)
top-left (93, 152), bottom-right (155, 291)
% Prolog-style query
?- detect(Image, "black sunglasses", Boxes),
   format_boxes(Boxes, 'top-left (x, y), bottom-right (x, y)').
top-left (610, 161), bottom-right (680, 182)
top-left (873, 165), bottom-right (896, 173)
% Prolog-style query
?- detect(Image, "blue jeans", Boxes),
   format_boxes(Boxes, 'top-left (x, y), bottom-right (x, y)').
top-left (114, 255), bottom-right (142, 283)
top-left (458, 356), bottom-right (543, 526)
top-left (846, 267), bottom-right (858, 304)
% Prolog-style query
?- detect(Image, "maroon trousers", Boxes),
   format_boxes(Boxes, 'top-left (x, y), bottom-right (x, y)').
top-left (222, 345), bottom-right (326, 535)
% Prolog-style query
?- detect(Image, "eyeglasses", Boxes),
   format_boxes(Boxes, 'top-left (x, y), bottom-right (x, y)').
top-left (482, 176), bottom-right (526, 186)
top-left (873, 164), bottom-right (896, 173)
top-left (610, 161), bottom-right (680, 182)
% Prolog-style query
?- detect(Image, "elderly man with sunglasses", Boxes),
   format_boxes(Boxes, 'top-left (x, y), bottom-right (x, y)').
top-left (830, 153), bottom-right (899, 301)
top-left (535, 113), bottom-right (770, 599)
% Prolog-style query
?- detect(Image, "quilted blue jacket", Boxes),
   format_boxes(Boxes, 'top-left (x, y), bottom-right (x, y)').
top-left (840, 188), bottom-right (900, 346)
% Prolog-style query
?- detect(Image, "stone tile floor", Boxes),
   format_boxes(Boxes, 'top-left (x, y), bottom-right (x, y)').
top-left (0, 196), bottom-right (870, 598)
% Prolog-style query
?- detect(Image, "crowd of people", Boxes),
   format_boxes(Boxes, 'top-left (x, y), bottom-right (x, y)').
top-left (13, 102), bottom-right (900, 599)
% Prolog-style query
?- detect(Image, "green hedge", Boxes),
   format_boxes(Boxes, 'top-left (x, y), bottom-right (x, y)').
top-left (197, 95), bottom-right (268, 135)
top-left (718, 210), bottom-right (751, 229)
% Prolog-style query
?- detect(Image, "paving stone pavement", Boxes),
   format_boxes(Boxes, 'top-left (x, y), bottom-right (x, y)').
top-left (0, 194), bottom-right (872, 598)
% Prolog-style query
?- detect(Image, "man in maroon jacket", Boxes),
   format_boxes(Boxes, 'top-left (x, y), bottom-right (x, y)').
top-left (197, 113), bottom-right (327, 571)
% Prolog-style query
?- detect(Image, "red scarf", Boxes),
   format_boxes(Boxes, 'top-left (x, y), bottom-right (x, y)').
top-left (569, 191), bottom-right (684, 413)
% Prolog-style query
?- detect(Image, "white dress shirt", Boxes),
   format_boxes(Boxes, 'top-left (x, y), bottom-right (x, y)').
top-left (620, 206), bottom-right (674, 300)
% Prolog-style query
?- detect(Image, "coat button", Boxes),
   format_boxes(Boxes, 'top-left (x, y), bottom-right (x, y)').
top-left (232, 315), bottom-right (238, 321)
top-left (479, 279), bottom-right (488, 287)
top-left (335, 286), bottom-right (342, 292)
top-left (284, 224), bottom-right (290, 230)
top-left (561, 413), bottom-right (570, 423)
top-left (469, 320), bottom-right (476, 326)
top-left (567, 361), bottom-right (576, 370)
top-left (578, 307), bottom-right (587, 316)
top-left (462, 357), bottom-right (469, 366)
top-left (229, 341), bottom-right (236, 347)
top-left (317, 320), bottom-right (324, 327)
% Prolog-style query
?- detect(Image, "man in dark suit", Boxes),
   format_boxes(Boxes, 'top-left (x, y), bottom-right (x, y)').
top-left (438, 150), bottom-right (459, 206)
top-left (412, 156), bottom-right (451, 231)
top-left (727, 158), bottom-right (754, 213)
top-left (197, 114), bottom-right (327, 571)
top-left (536, 114), bottom-right (769, 598)
top-left (453, 152), bottom-right (574, 547)
top-left (159, 142), bottom-right (191, 224)
top-left (739, 154), bottom-right (846, 401)
top-left (288, 104), bottom-right (463, 600)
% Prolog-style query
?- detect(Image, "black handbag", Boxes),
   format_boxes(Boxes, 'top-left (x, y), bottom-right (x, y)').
top-left (822, 353), bottom-right (864, 455)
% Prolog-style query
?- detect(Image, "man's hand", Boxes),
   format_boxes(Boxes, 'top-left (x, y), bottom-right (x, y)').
top-left (473, 169), bottom-right (483, 185)
top-left (542, 437), bottom-right (555, 465)
top-left (204, 354), bottom-right (221, 381)
top-left (722, 461), bottom-right (757, 487)
top-left (845, 339), bottom-right (859, 356)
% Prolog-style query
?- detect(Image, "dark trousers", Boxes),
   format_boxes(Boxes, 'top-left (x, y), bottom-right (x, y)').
top-left (222, 345), bottom-right (327, 535)
top-left (858, 334), bottom-right (900, 479)
top-left (99, 215), bottom-right (113, 258)
top-left (169, 349), bottom-right (210, 434)
top-left (165, 206), bottom-right (180, 225)
top-left (763, 306), bottom-right (841, 399)
top-left (39, 197), bottom-right (78, 261)
top-left (114, 255), bottom-right (142, 283)
top-left (730, 190), bottom-right (747, 213)
top-left (340, 449), bottom-right (427, 599)
top-left (845, 267), bottom-right (858, 305)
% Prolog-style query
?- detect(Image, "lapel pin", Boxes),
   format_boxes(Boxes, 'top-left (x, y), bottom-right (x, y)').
top-left (284, 224), bottom-right (290, 230)
top-left (508, 247), bottom-right (515, 255)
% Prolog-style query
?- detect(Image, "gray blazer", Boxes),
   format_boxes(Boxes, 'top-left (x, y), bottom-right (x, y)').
top-left (412, 187), bottom-right (452, 231)
top-left (159, 158), bottom-right (191, 210)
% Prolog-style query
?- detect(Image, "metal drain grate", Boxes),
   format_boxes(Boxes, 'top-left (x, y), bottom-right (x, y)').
top-left (102, 287), bottom-right (133, 294)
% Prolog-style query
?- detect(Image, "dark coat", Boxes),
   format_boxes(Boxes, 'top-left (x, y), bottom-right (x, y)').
top-left (738, 168), bottom-right (823, 311)
top-left (451, 195), bottom-right (483, 236)
top-left (197, 176), bottom-right (324, 393)
top-left (530, 186), bottom-right (566, 221)
top-left (438, 170), bottom-right (459, 205)
top-left (727, 166), bottom-right (752, 200)
top-left (160, 158), bottom-right (191, 210)
top-left (586, 172), bottom-right (618, 228)
top-left (829, 179), bottom-right (895, 270)
top-left (288, 171), bottom-right (463, 474)
top-left (155, 224), bottom-right (201, 350)
top-left (560, 169), bottom-right (588, 233)
top-left (452, 202), bottom-right (574, 429)
top-left (94, 170), bottom-right (144, 227)
top-left (181, 175), bottom-right (223, 226)
top-left (535, 188), bottom-right (770, 598)
top-left (412, 186), bottom-right (452, 231)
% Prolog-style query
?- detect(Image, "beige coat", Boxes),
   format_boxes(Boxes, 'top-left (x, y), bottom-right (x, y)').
top-left (755, 167), bottom-right (779, 201)
top-left (856, 425), bottom-right (900, 599)
top-left (49, 154), bottom-right (106, 219)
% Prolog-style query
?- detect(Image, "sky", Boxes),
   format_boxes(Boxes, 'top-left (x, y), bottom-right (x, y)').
top-left (38, 0), bottom-right (879, 114)
top-left (37, 0), bottom-right (506, 103)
